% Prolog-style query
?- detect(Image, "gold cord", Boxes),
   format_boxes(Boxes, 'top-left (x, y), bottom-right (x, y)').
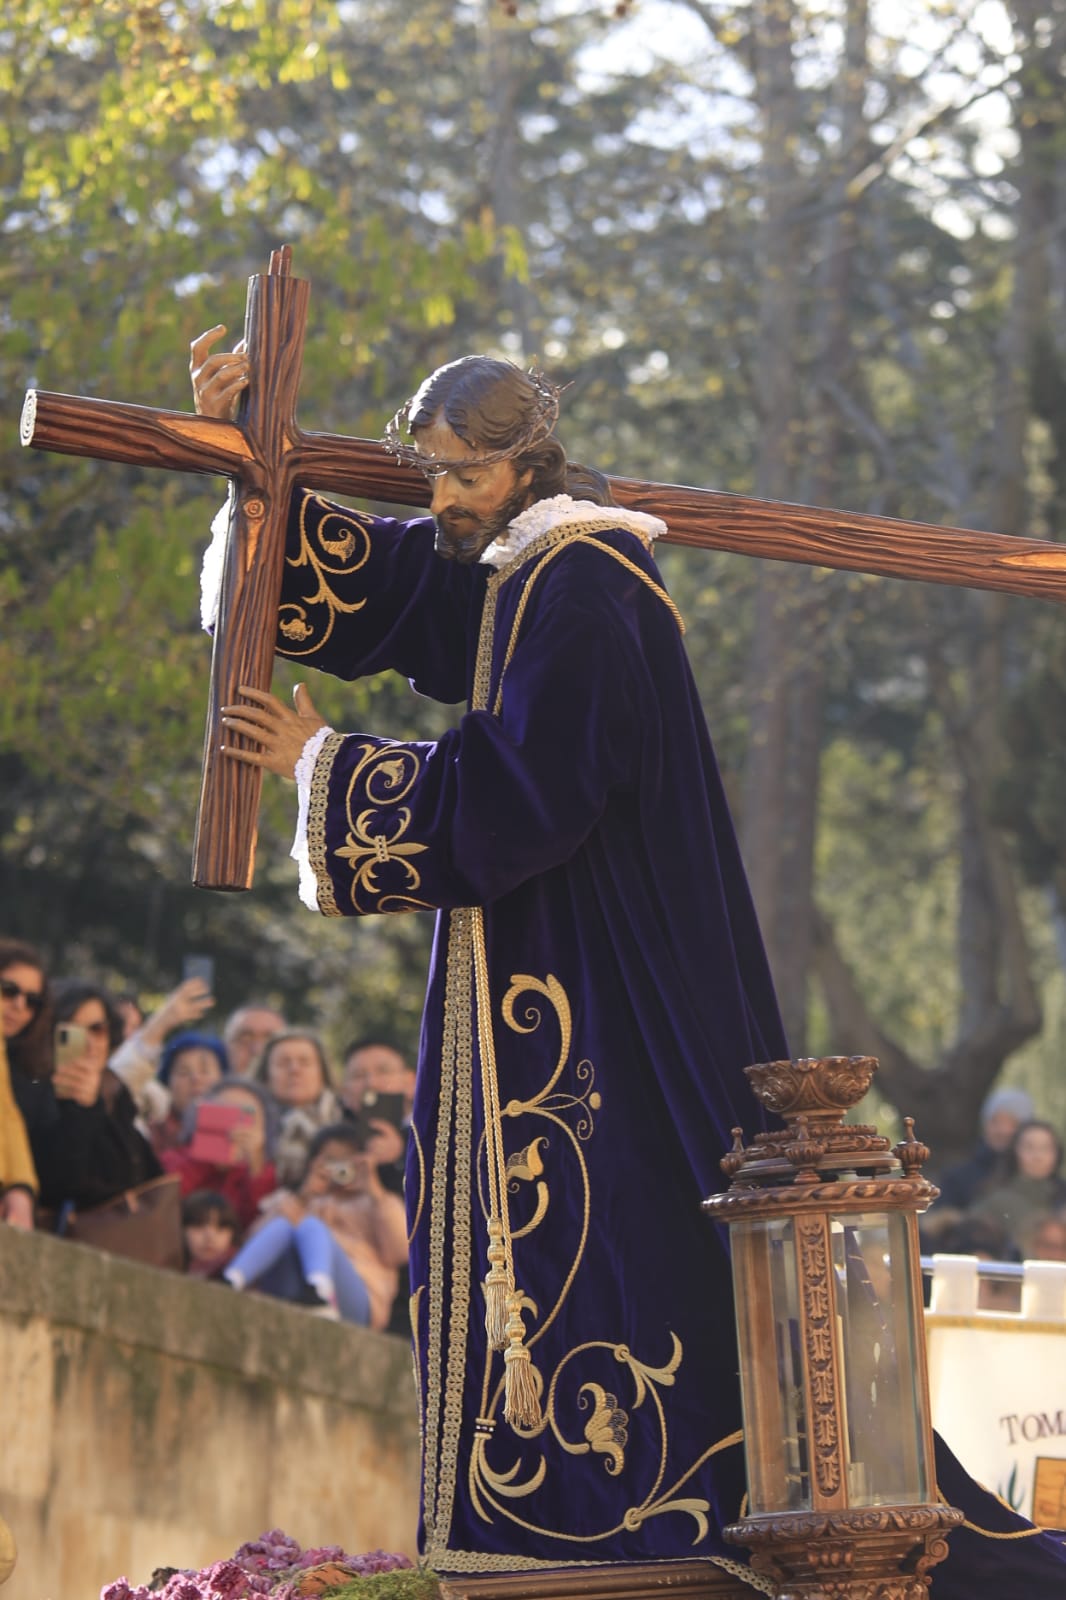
top-left (936, 1484), bottom-right (1052, 1539)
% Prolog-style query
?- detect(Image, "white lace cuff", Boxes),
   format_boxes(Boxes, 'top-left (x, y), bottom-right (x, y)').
top-left (292, 724), bottom-right (336, 910)
top-left (200, 489), bottom-right (234, 631)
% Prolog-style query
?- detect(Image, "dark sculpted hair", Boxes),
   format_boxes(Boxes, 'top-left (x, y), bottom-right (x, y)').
top-left (0, 937), bottom-right (53, 1080)
top-left (387, 356), bottom-right (615, 507)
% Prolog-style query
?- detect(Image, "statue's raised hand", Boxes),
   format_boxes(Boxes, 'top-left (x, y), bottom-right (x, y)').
top-left (189, 324), bottom-right (250, 419)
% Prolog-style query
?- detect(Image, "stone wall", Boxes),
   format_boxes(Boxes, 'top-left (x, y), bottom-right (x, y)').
top-left (0, 1226), bottom-right (421, 1600)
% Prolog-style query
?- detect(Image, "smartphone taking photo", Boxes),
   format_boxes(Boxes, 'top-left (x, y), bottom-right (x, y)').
top-left (347, 1089), bottom-right (407, 1151)
top-left (186, 1103), bottom-right (252, 1166)
top-left (181, 954), bottom-right (215, 991)
top-left (55, 1023), bottom-right (89, 1068)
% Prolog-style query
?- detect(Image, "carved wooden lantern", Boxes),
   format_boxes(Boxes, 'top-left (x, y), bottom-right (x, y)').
top-left (703, 1056), bottom-right (962, 1599)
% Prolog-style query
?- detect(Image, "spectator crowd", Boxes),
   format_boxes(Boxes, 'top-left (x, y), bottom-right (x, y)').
top-left (922, 1085), bottom-right (1066, 1275)
top-left (0, 937), bottom-right (414, 1335)
top-left (6, 934), bottom-right (1066, 1334)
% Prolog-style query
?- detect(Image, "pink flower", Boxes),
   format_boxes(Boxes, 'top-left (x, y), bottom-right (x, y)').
top-left (234, 1533), bottom-right (302, 1575)
top-left (201, 1560), bottom-right (255, 1599)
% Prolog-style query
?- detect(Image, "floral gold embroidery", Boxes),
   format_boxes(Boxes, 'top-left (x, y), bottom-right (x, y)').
top-left (278, 615), bottom-right (315, 643)
top-left (333, 742), bottom-right (433, 915)
top-left (278, 491), bottom-right (373, 658)
top-left (336, 806), bottom-right (427, 890)
top-left (579, 1383), bottom-right (629, 1475)
top-left (506, 1138), bottom-right (547, 1185)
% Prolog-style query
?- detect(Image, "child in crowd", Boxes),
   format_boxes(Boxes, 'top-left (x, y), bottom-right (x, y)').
top-left (223, 1123), bottom-right (407, 1327)
top-left (182, 1190), bottom-right (241, 1279)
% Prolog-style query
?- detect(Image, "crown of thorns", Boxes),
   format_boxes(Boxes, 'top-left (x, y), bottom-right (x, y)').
top-left (381, 366), bottom-right (563, 476)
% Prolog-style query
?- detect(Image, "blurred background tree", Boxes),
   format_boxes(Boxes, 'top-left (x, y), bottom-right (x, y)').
top-left (3, 0), bottom-right (1065, 1158)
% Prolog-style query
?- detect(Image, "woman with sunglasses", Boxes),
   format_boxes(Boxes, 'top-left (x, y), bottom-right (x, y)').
top-left (1, 938), bottom-right (52, 1079)
top-left (31, 980), bottom-right (162, 1214)
top-left (0, 938), bottom-right (54, 1227)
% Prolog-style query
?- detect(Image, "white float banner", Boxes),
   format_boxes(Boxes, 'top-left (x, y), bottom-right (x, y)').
top-left (926, 1255), bottom-right (1066, 1525)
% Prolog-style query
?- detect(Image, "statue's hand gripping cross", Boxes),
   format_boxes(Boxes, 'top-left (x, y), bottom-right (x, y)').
top-left (21, 248), bottom-right (1066, 893)
top-left (22, 247), bottom-right (423, 892)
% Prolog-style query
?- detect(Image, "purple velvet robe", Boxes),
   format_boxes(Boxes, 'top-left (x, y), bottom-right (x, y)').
top-left (276, 489), bottom-right (1066, 1592)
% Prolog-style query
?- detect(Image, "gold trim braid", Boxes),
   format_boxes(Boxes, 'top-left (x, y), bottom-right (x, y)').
top-left (307, 731), bottom-right (348, 917)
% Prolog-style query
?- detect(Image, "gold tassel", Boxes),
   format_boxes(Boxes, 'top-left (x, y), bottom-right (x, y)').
top-left (502, 1293), bottom-right (541, 1429)
top-left (483, 1216), bottom-right (510, 1351)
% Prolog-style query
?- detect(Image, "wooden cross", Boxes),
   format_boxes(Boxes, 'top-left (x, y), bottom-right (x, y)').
top-left (21, 248), bottom-right (1066, 893)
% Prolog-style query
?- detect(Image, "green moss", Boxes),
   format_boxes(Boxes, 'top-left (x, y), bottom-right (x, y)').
top-left (307, 1571), bottom-right (441, 1600)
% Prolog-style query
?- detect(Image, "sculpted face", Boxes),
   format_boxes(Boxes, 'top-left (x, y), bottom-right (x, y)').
top-left (415, 416), bottom-right (533, 564)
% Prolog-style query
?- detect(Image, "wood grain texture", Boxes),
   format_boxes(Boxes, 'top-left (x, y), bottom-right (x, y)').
top-left (437, 1562), bottom-right (755, 1598)
top-left (21, 391), bottom-right (251, 476)
top-left (191, 262), bottom-right (312, 890)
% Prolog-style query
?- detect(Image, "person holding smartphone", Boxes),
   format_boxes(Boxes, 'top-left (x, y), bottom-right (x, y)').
top-left (148, 1030), bottom-right (228, 1154)
top-left (162, 1078), bottom-right (279, 1229)
top-left (32, 980), bottom-right (161, 1214)
top-left (224, 1122), bottom-right (407, 1327)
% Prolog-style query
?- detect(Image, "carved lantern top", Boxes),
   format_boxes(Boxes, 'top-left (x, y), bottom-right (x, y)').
top-left (708, 1055), bottom-right (936, 1213)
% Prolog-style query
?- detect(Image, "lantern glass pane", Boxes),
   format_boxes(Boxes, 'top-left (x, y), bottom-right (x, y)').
top-left (831, 1211), bottom-right (931, 1505)
top-left (731, 1216), bottom-right (811, 1512)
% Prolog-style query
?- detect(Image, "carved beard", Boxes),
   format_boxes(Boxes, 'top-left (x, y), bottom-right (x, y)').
top-left (434, 477), bottom-right (534, 564)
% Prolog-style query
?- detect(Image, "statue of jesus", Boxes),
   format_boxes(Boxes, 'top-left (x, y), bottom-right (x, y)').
top-left (190, 328), bottom-right (1066, 1596)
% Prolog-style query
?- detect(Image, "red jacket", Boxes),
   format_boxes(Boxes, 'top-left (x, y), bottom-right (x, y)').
top-left (162, 1148), bottom-right (277, 1232)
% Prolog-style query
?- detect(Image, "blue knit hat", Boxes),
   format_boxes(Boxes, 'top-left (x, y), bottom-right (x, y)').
top-left (981, 1086), bottom-right (1035, 1128)
top-left (158, 1031), bottom-right (229, 1086)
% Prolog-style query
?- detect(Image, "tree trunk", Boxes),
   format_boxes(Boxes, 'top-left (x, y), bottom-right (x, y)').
top-left (739, 0), bottom-right (806, 1039)
top-left (742, 0), bottom-right (869, 1050)
top-left (479, 2), bottom-right (540, 355)
top-left (813, 3), bottom-right (1056, 1161)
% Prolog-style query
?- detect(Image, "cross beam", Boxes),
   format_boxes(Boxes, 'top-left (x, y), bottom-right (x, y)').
top-left (21, 249), bottom-right (1066, 893)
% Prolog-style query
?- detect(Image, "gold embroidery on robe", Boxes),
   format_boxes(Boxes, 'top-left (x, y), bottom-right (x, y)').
top-left (278, 491), bottom-right (374, 657)
top-left (331, 741), bottom-right (434, 915)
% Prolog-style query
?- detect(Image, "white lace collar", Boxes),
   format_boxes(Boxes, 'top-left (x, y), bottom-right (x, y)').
top-left (479, 494), bottom-right (666, 570)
